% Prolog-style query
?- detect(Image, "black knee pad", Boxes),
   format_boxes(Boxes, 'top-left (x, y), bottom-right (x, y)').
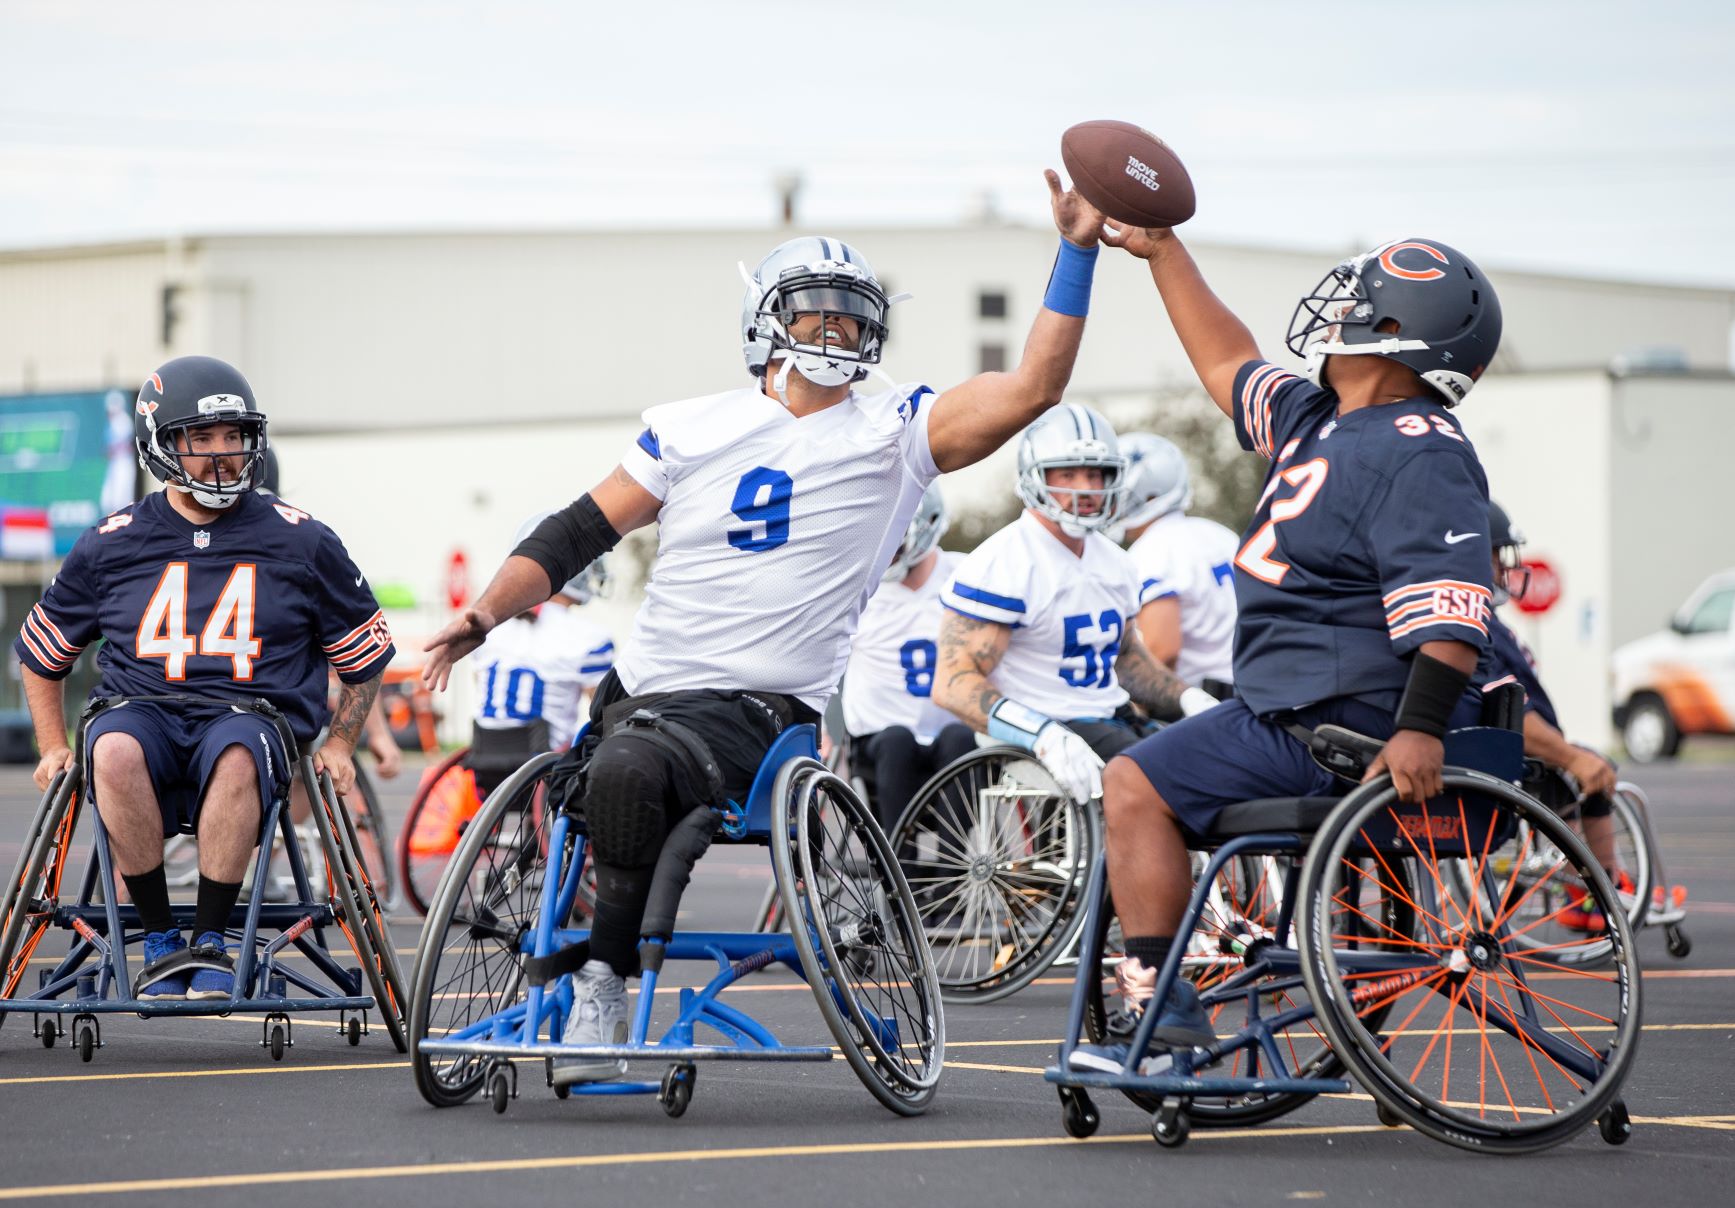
top-left (581, 732), bottom-right (676, 869)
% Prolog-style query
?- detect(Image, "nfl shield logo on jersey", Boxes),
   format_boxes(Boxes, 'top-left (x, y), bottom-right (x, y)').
top-left (193, 529), bottom-right (211, 550)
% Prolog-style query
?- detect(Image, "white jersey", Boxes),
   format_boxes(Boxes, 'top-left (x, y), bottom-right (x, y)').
top-left (842, 550), bottom-right (966, 741)
top-left (942, 512), bottom-right (1155, 720)
top-left (1126, 511), bottom-right (1240, 684)
top-left (617, 382), bottom-right (941, 709)
top-left (471, 604), bottom-right (616, 750)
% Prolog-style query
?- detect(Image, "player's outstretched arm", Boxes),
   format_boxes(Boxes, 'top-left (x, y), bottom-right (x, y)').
top-left (1098, 227), bottom-right (1259, 417)
top-left (20, 666), bottom-right (73, 792)
top-left (423, 467), bottom-right (659, 691)
top-left (933, 610), bottom-right (1014, 731)
top-left (925, 172), bottom-right (1105, 473)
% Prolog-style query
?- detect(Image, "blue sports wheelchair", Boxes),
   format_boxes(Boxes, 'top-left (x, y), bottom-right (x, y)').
top-left (1046, 703), bottom-right (1643, 1156)
top-left (409, 719), bottom-right (946, 1116)
top-left (0, 695), bottom-right (407, 1060)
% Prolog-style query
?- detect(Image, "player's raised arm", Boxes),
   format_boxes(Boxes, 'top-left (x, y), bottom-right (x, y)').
top-left (1099, 227), bottom-right (1258, 418)
top-left (923, 172), bottom-right (1106, 472)
top-left (422, 466), bottom-right (660, 690)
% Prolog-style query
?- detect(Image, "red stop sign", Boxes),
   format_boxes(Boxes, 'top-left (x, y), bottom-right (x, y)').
top-left (1514, 557), bottom-right (1560, 615)
top-left (446, 549), bottom-right (470, 610)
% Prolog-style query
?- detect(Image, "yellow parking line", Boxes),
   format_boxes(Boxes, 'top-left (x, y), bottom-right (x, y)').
top-left (0, 1127), bottom-right (1383, 1200)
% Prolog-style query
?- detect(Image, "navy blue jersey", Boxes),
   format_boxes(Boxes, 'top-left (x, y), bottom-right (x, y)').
top-left (1228, 360), bottom-right (1493, 716)
top-left (1479, 611), bottom-right (1559, 729)
top-left (13, 491), bottom-right (393, 743)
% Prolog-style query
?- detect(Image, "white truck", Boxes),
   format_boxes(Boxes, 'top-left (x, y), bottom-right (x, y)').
top-left (1611, 569), bottom-right (1735, 761)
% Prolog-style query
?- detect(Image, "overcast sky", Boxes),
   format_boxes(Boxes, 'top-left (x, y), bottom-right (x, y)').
top-left (3, 1), bottom-right (1731, 287)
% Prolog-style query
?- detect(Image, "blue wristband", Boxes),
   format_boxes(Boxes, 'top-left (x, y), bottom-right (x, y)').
top-left (1041, 239), bottom-right (1099, 317)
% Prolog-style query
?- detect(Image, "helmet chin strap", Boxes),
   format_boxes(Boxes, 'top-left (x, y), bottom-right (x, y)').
top-left (171, 481), bottom-right (242, 510)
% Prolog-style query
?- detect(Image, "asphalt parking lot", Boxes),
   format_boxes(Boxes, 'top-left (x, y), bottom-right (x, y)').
top-left (1, 758), bottom-right (1731, 1207)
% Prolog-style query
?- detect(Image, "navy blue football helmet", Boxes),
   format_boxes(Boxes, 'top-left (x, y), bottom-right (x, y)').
top-left (1286, 238), bottom-right (1502, 407)
top-left (1489, 499), bottom-right (1529, 604)
top-left (134, 355), bottom-right (269, 509)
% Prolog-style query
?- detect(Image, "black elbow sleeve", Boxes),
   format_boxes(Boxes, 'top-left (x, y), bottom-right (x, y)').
top-left (511, 494), bottom-right (622, 591)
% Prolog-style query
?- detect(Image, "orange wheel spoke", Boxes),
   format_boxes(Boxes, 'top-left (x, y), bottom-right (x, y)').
top-left (1490, 974), bottom-right (1556, 1111)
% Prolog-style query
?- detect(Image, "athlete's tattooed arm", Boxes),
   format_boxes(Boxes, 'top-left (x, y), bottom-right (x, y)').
top-left (934, 610), bottom-right (1013, 732)
top-left (316, 674), bottom-right (383, 796)
top-left (1114, 623), bottom-right (1191, 721)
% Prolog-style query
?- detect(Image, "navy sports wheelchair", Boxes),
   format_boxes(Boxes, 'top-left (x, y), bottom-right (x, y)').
top-left (0, 695), bottom-right (408, 1061)
top-left (409, 720), bottom-right (945, 1116)
top-left (1047, 708), bottom-right (1643, 1156)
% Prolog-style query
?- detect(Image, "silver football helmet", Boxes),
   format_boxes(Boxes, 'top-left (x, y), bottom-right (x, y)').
top-left (1113, 432), bottom-right (1192, 536)
top-left (1014, 404), bottom-right (1130, 538)
top-left (514, 510), bottom-right (611, 604)
top-left (883, 482), bottom-right (950, 582)
top-left (739, 236), bottom-right (906, 398)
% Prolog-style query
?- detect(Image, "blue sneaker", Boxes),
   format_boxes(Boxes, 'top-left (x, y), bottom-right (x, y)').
top-left (1069, 977), bottom-right (1216, 1075)
top-left (137, 930), bottom-right (189, 1000)
top-left (185, 931), bottom-right (236, 1001)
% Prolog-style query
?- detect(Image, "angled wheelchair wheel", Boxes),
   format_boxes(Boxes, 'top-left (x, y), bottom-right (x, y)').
top-left (890, 747), bottom-right (1094, 1004)
top-left (307, 766), bottom-right (409, 1053)
top-left (1299, 772), bottom-right (1642, 1154)
top-left (1085, 850), bottom-right (1414, 1126)
top-left (409, 752), bottom-right (563, 1107)
top-left (774, 757), bottom-right (944, 1116)
top-left (0, 768), bottom-right (83, 1002)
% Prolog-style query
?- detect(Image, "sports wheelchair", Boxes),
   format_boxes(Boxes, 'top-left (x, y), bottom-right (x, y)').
top-left (409, 718), bottom-right (946, 1117)
top-left (888, 744), bottom-right (1096, 1004)
top-left (1046, 716), bottom-right (1643, 1155)
top-left (0, 695), bottom-right (408, 1061)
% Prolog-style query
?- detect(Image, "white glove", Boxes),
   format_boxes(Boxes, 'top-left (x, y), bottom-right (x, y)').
top-left (1033, 723), bottom-right (1106, 804)
top-left (1180, 686), bottom-right (1222, 717)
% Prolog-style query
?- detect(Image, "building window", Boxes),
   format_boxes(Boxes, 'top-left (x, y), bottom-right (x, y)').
top-left (978, 290), bottom-right (1008, 320)
top-left (978, 343), bottom-right (1007, 373)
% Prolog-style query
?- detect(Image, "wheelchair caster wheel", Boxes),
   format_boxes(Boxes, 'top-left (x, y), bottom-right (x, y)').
top-left (74, 1015), bottom-right (99, 1063)
top-left (1151, 1100), bottom-right (1190, 1149)
top-left (487, 1063), bottom-right (517, 1115)
top-left (553, 1083), bottom-right (571, 1101)
top-left (269, 1025), bottom-right (286, 1062)
top-left (661, 1063), bottom-right (696, 1118)
top-left (346, 1017), bottom-right (362, 1047)
top-left (1059, 1086), bottom-right (1099, 1139)
top-left (1598, 1100), bottom-right (1632, 1146)
top-left (1375, 1101), bottom-right (1404, 1128)
top-left (1666, 925), bottom-right (1691, 959)
top-left (39, 1018), bottom-right (57, 1049)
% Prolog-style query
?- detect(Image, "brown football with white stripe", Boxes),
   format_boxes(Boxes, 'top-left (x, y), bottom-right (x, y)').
top-left (1061, 120), bottom-right (1196, 228)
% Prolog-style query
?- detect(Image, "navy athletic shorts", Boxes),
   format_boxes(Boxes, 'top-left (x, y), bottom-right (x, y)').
top-left (1115, 694), bottom-right (1491, 834)
top-left (84, 700), bottom-right (291, 838)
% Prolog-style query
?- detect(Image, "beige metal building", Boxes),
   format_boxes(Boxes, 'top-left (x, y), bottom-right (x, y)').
top-left (3, 225), bottom-right (1733, 744)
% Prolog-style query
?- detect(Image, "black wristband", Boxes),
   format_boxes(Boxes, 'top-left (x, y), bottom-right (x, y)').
top-left (511, 494), bottom-right (621, 594)
top-left (1393, 652), bottom-right (1472, 739)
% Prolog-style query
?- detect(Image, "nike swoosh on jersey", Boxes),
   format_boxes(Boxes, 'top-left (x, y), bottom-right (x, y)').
top-left (354, 573), bottom-right (365, 586)
top-left (1443, 531), bottom-right (1481, 544)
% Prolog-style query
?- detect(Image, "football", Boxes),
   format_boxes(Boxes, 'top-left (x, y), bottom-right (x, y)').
top-left (1060, 119), bottom-right (1196, 228)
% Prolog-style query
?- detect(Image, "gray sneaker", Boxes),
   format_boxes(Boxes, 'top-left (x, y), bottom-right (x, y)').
top-left (551, 959), bottom-right (629, 1086)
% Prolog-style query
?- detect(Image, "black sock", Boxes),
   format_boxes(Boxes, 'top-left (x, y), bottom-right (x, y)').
top-left (122, 866), bottom-right (175, 935)
top-left (1124, 935), bottom-right (1174, 973)
top-left (588, 864), bottom-right (655, 978)
top-left (193, 876), bottom-right (244, 942)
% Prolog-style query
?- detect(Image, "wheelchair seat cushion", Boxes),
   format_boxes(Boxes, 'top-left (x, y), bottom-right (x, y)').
top-left (1189, 796), bottom-right (1341, 844)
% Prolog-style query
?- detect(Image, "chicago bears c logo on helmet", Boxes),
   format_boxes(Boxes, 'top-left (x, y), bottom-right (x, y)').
top-left (1377, 241), bottom-right (1448, 282)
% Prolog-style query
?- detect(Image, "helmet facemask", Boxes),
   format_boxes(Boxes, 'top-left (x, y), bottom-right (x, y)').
top-left (1287, 255), bottom-right (1433, 387)
top-left (1493, 538), bottom-right (1530, 607)
top-left (753, 269), bottom-right (890, 392)
top-left (143, 414), bottom-right (269, 510)
top-left (1018, 459), bottom-right (1130, 538)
